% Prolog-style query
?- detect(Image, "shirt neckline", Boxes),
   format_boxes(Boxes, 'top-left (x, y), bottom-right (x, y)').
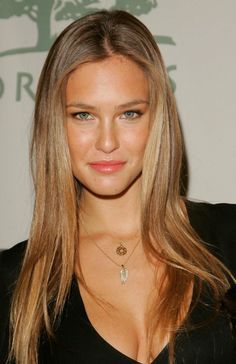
top-left (71, 275), bottom-right (170, 363)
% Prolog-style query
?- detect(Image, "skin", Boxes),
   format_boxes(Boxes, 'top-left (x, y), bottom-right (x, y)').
top-left (66, 54), bottom-right (152, 236)
top-left (66, 54), bottom-right (150, 218)
top-left (66, 55), bottom-right (163, 363)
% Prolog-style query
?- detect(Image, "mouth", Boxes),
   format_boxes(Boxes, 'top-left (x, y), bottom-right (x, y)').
top-left (88, 160), bottom-right (126, 174)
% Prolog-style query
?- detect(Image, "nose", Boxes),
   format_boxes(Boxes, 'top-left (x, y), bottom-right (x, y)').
top-left (95, 120), bottom-right (120, 153)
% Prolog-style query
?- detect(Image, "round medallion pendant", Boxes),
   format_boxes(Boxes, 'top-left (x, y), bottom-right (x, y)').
top-left (116, 243), bottom-right (127, 256)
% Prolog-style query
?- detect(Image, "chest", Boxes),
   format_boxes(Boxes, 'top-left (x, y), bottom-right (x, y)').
top-left (78, 264), bottom-right (162, 363)
top-left (39, 280), bottom-right (236, 364)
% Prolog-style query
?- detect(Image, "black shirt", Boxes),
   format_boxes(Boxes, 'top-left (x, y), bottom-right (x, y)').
top-left (0, 201), bottom-right (236, 363)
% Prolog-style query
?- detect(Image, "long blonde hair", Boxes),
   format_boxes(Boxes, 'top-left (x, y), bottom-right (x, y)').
top-left (9, 10), bottom-right (233, 364)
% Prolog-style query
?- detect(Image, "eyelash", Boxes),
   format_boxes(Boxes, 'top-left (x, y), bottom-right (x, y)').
top-left (71, 110), bottom-right (143, 120)
top-left (71, 112), bottom-right (93, 120)
top-left (121, 110), bottom-right (143, 119)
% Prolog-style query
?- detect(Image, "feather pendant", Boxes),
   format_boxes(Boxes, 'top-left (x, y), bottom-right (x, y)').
top-left (120, 265), bottom-right (128, 284)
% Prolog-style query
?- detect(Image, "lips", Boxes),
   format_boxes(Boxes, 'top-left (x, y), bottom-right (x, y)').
top-left (89, 160), bottom-right (126, 173)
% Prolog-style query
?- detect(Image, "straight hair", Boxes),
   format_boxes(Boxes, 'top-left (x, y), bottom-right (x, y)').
top-left (9, 10), bottom-right (233, 364)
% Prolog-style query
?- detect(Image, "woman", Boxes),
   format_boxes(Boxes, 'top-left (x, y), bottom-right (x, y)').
top-left (0, 9), bottom-right (235, 364)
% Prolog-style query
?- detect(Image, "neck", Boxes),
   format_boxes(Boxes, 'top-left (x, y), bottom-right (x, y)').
top-left (78, 182), bottom-right (142, 238)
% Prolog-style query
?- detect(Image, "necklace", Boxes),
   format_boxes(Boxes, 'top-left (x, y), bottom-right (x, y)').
top-left (93, 239), bottom-right (140, 285)
top-left (116, 242), bottom-right (127, 256)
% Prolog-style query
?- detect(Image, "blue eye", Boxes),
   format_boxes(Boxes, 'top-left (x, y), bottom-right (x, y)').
top-left (73, 112), bottom-right (93, 120)
top-left (121, 111), bottom-right (141, 119)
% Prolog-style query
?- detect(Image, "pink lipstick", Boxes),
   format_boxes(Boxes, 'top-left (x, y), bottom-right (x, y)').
top-left (89, 160), bottom-right (126, 173)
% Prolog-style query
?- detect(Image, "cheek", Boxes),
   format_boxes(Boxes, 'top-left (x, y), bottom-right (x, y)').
top-left (124, 125), bottom-right (149, 158)
top-left (67, 125), bottom-right (93, 158)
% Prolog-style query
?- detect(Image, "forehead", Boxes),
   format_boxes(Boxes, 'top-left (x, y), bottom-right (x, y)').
top-left (66, 55), bottom-right (149, 103)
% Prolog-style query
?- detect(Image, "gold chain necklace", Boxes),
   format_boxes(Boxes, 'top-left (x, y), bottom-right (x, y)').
top-left (92, 239), bottom-right (140, 284)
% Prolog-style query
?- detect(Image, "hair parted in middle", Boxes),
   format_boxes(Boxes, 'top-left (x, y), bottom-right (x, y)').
top-left (9, 10), bottom-right (232, 364)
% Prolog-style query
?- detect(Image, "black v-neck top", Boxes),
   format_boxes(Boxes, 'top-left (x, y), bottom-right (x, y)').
top-left (0, 201), bottom-right (236, 363)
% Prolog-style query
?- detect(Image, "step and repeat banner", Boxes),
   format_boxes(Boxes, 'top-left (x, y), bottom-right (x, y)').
top-left (0, 0), bottom-right (235, 248)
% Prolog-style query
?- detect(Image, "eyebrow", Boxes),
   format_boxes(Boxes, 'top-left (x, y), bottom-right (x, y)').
top-left (66, 99), bottom-right (149, 110)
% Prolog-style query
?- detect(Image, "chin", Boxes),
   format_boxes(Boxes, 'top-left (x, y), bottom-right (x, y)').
top-left (82, 184), bottom-right (131, 198)
top-left (80, 174), bottom-right (142, 198)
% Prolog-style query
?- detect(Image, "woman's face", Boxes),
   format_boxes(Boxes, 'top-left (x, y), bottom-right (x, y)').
top-left (66, 55), bottom-right (150, 197)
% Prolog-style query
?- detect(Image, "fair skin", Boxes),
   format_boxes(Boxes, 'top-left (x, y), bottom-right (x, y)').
top-left (66, 55), bottom-right (165, 363)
